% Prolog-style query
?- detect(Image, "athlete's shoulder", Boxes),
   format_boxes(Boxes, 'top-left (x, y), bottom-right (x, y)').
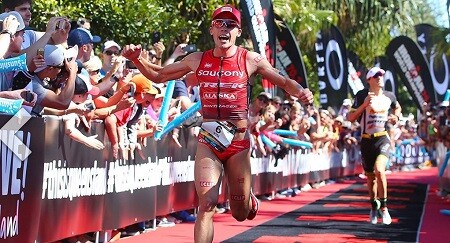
top-left (355, 89), bottom-right (369, 98)
top-left (245, 49), bottom-right (260, 58)
top-left (383, 90), bottom-right (397, 101)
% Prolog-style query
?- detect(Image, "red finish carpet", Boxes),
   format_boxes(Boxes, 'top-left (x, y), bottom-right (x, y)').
top-left (118, 167), bottom-right (450, 243)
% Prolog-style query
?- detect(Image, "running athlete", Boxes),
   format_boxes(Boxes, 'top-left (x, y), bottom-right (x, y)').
top-left (122, 5), bottom-right (313, 242)
top-left (347, 66), bottom-right (402, 225)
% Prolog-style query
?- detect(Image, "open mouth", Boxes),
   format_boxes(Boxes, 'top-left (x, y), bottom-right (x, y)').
top-left (218, 35), bottom-right (230, 41)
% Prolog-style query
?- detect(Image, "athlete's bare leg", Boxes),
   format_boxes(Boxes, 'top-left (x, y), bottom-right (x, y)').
top-left (375, 155), bottom-right (389, 199)
top-left (223, 147), bottom-right (252, 221)
top-left (366, 172), bottom-right (377, 200)
top-left (194, 143), bottom-right (223, 243)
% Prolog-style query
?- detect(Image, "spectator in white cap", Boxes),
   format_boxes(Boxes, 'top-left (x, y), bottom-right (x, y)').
top-left (30, 44), bottom-right (78, 116)
top-left (100, 40), bottom-right (122, 77)
top-left (338, 98), bottom-right (352, 117)
top-left (0, 11), bottom-right (25, 58)
top-left (67, 32), bottom-right (124, 103)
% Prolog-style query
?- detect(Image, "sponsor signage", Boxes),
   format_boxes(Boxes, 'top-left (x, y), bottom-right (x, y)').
top-left (415, 24), bottom-right (450, 102)
top-left (240, 0), bottom-right (277, 94)
top-left (274, 13), bottom-right (309, 88)
top-left (347, 51), bottom-right (367, 96)
top-left (386, 36), bottom-right (435, 111)
top-left (315, 25), bottom-right (348, 109)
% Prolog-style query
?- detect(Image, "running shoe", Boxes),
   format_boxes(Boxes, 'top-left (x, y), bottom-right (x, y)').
top-left (247, 190), bottom-right (259, 220)
top-left (369, 209), bottom-right (378, 224)
top-left (380, 208), bottom-right (392, 225)
top-left (157, 217), bottom-right (175, 227)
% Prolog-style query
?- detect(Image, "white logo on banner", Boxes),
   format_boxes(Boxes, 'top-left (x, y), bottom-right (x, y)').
top-left (244, 0), bottom-right (269, 57)
top-left (325, 40), bottom-right (344, 91)
top-left (0, 109), bottom-right (32, 160)
top-left (0, 109), bottom-right (32, 239)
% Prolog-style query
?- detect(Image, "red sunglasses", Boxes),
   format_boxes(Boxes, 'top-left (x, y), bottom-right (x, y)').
top-left (211, 19), bottom-right (240, 29)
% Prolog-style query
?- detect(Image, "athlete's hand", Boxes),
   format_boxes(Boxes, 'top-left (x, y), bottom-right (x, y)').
top-left (296, 87), bottom-right (314, 105)
top-left (363, 92), bottom-right (374, 109)
top-left (122, 44), bottom-right (142, 61)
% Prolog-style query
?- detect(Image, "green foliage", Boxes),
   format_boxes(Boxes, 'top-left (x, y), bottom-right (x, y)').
top-left (272, 0), bottom-right (441, 114)
top-left (29, 0), bottom-right (445, 113)
top-left (31, 0), bottom-right (228, 55)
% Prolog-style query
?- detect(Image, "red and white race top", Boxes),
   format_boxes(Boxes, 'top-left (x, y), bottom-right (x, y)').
top-left (196, 47), bottom-right (250, 120)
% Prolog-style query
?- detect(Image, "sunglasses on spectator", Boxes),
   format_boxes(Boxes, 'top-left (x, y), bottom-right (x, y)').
top-left (104, 50), bottom-right (121, 56)
top-left (90, 69), bottom-right (100, 74)
top-left (211, 19), bottom-right (240, 29)
top-left (372, 72), bottom-right (383, 79)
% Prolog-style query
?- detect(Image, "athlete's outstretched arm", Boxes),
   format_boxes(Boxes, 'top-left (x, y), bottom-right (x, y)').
top-left (122, 44), bottom-right (197, 83)
top-left (247, 51), bottom-right (313, 105)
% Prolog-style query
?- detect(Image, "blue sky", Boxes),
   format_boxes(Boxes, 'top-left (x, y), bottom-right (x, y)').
top-left (427, 0), bottom-right (449, 27)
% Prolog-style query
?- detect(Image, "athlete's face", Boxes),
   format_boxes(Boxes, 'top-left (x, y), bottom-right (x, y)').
top-left (210, 18), bottom-right (241, 49)
top-left (368, 72), bottom-right (384, 88)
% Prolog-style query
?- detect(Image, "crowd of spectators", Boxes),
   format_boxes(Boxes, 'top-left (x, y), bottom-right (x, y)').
top-left (0, 0), bottom-right (449, 241)
top-left (0, 0), bottom-right (203, 240)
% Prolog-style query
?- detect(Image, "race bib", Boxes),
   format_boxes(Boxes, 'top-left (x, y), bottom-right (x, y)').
top-left (200, 121), bottom-right (236, 151)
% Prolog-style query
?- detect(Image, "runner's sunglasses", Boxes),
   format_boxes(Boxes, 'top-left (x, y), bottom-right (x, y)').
top-left (211, 19), bottom-right (240, 29)
top-left (372, 72), bottom-right (383, 78)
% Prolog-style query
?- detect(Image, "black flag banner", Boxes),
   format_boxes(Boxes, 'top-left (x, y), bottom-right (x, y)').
top-left (374, 56), bottom-right (400, 98)
top-left (274, 13), bottom-right (308, 88)
top-left (347, 51), bottom-right (367, 96)
top-left (386, 36), bottom-right (436, 112)
top-left (240, 0), bottom-right (277, 94)
top-left (448, 0), bottom-right (450, 28)
top-left (315, 25), bottom-right (348, 110)
top-left (415, 23), bottom-right (450, 103)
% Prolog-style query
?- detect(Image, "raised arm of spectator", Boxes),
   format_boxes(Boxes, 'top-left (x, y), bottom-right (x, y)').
top-left (43, 101), bottom-right (89, 116)
top-left (0, 15), bottom-right (19, 58)
top-left (91, 56), bottom-right (123, 99)
top-left (153, 42), bottom-right (165, 66)
top-left (137, 117), bottom-right (163, 138)
top-left (20, 17), bottom-right (62, 69)
top-left (91, 98), bottom-right (134, 120)
top-left (40, 57), bottom-right (77, 109)
top-left (163, 43), bottom-right (187, 66)
top-left (103, 81), bottom-right (135, 107)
